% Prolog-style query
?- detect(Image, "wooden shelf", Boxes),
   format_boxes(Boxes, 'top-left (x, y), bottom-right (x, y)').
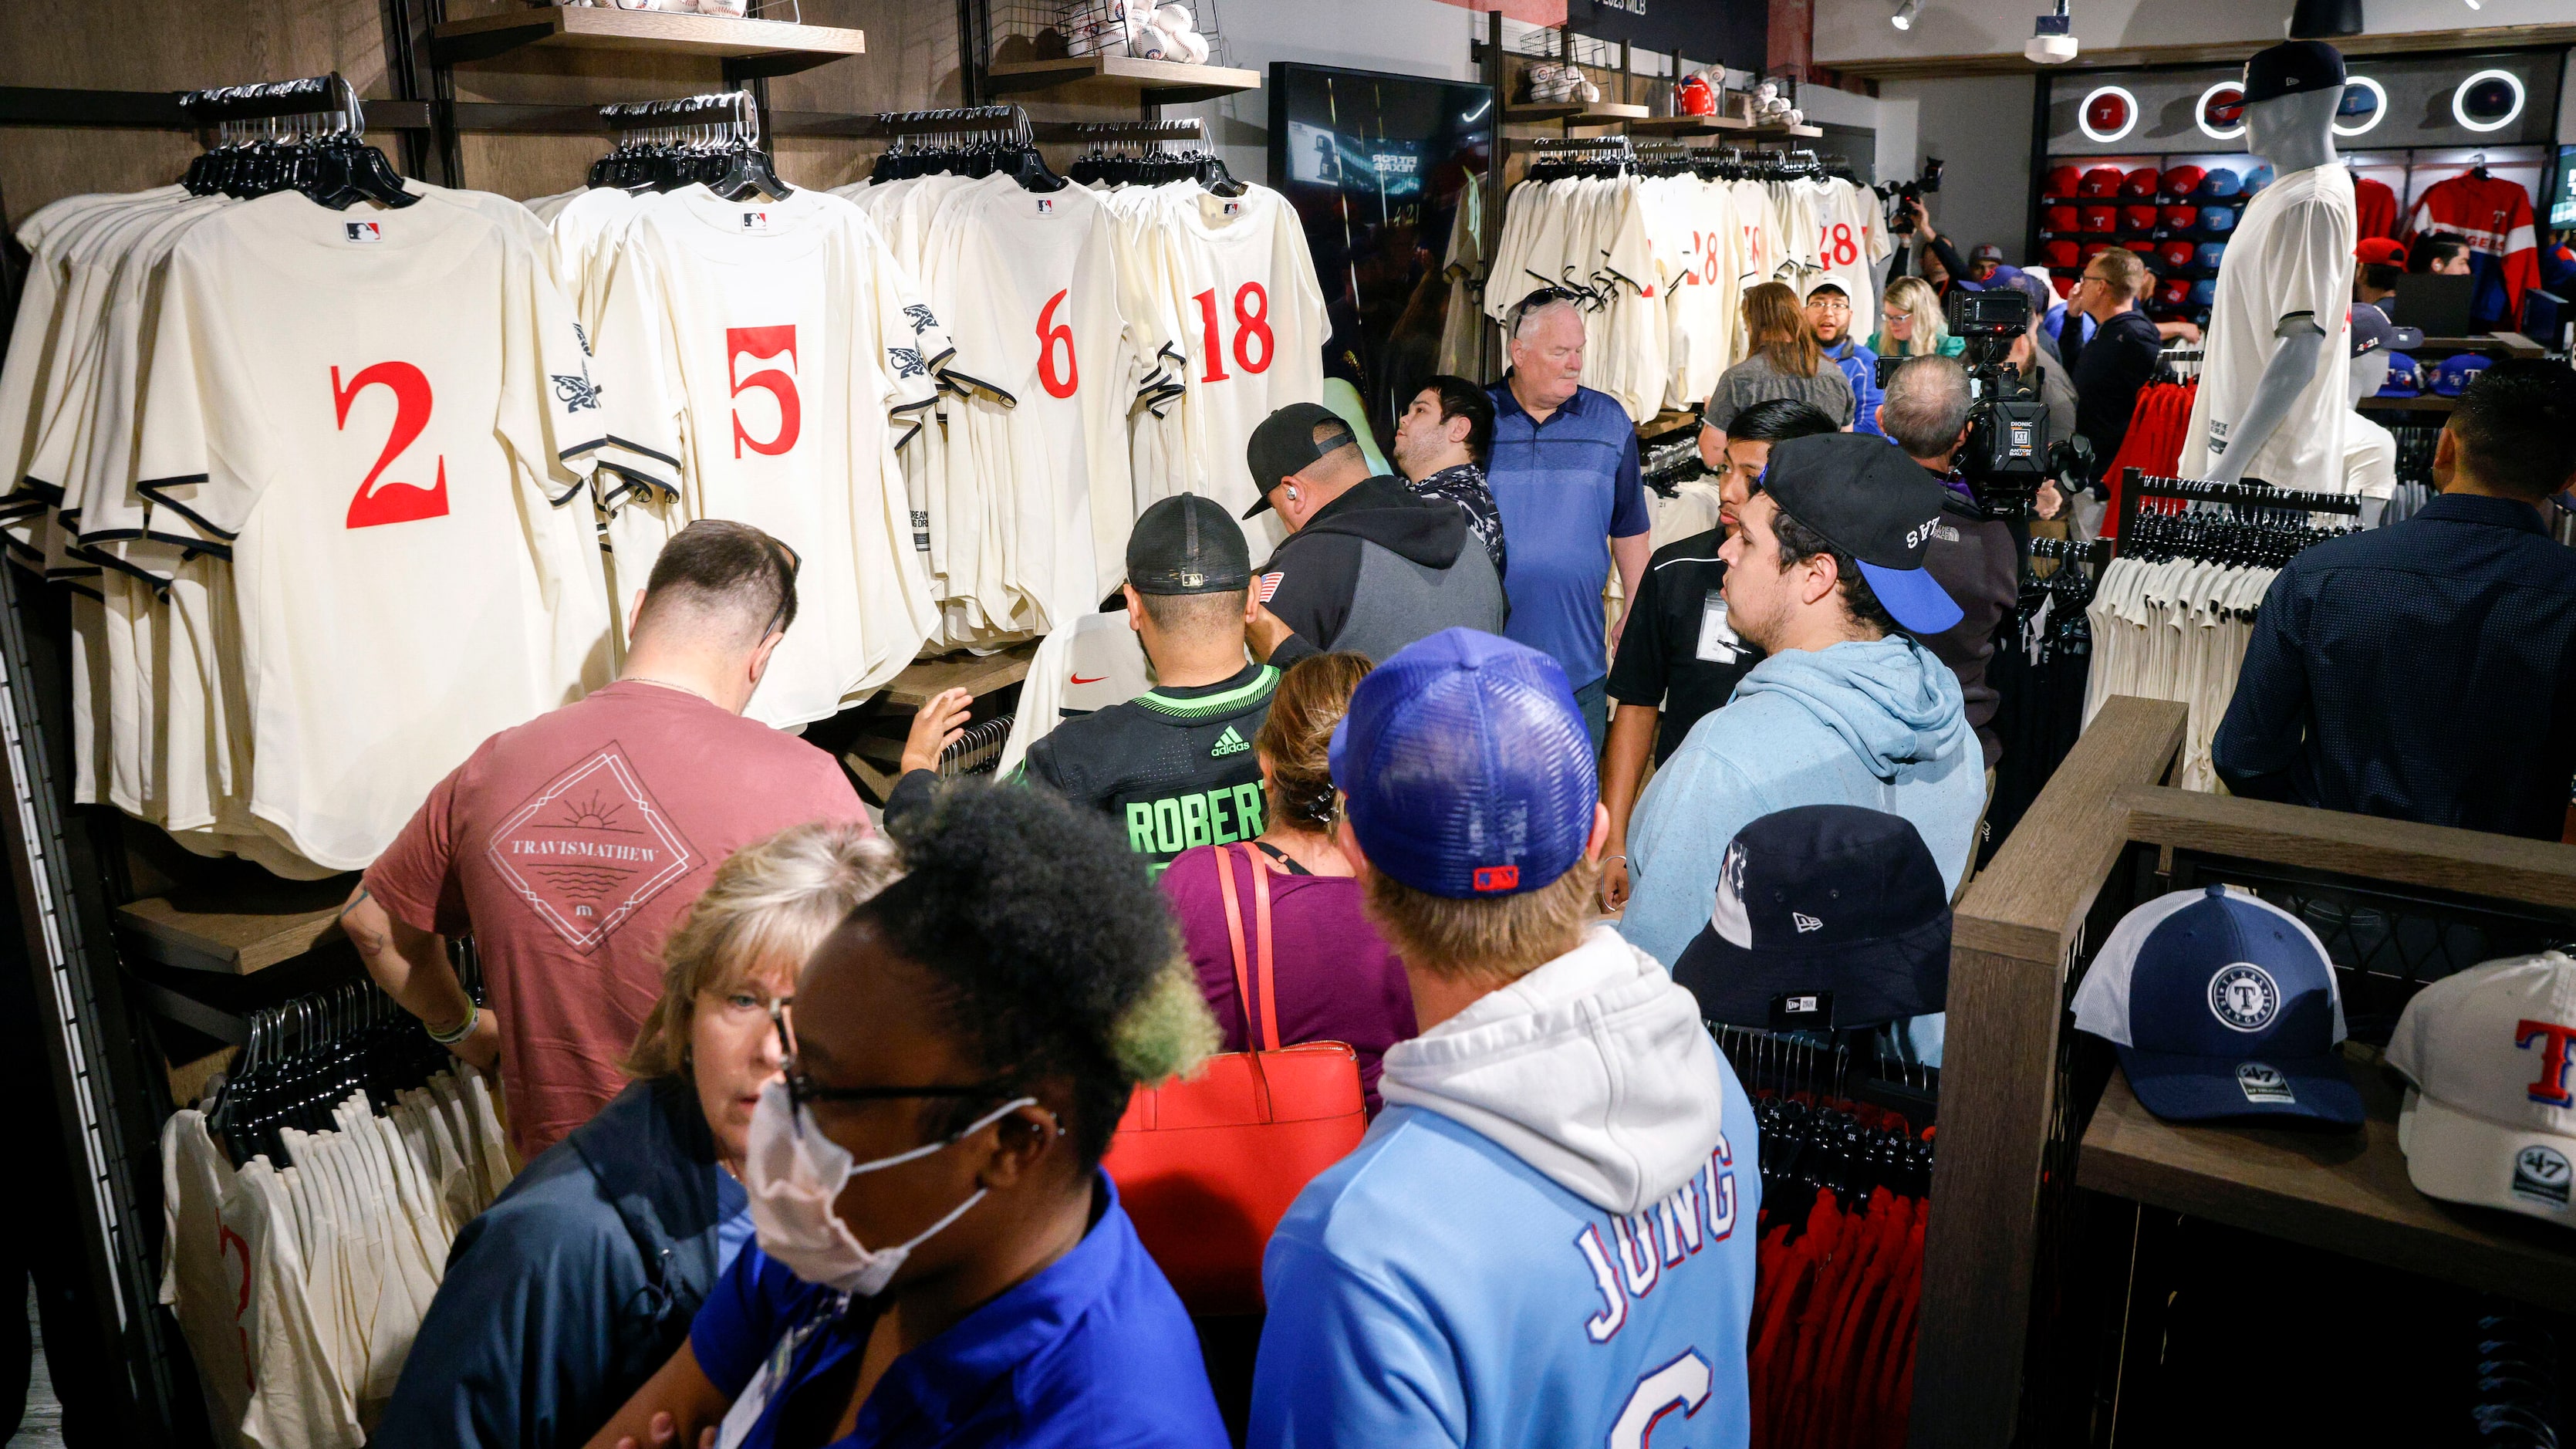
top-left (1504, 101), bottom-right (1650, 124)
top-left (985, 56), bottom-right (1259, 105)
top-left (431, 8), bottom-right (865, 77)
top-left (2358, 394), bottom-right (2456, 413)
top-left (116, 876), bottom-right (356, 976)
top-left (2412, 333), bottom-right (2547, 360)
top-left (876, 641), bottom-right (1038, 711)
top-left (1746, 122), bottom-right (1825, 138)
top-left (1637, 408), bottom-right (1703, 441)
top-left (1626, 113), bottom-right (1752, 136)
top-left (2079, 1044), bottom-right (2576, 1309)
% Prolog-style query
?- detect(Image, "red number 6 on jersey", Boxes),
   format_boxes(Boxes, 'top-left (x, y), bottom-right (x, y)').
top-left (728, 325), bottom-right (802, 460)
top-left (1036, 289), bottom-right (1079, 399)
top-left (334, 361), bottom-right (450, 530)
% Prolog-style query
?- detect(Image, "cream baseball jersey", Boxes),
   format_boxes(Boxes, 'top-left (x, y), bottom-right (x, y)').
top-left (2183, 163), bottom-right (2355, 492)
top-left (589, 184), bottom-right (944, 725)
top-left (130, 189), bottom-right (610, 870)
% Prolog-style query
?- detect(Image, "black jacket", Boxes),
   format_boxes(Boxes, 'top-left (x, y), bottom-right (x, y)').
top-left (1021, 664), bottom-right (1280, 870)
top-left (1261, 475), bottom-right (1507, 667)
top-left (2071, 308), bottom-right (2162, 483)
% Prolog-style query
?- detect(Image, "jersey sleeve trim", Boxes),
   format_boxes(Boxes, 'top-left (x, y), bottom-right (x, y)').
top-left (134, 477), bottom-right (238, 542)
top-left (936, 364), bottom-right (1015, 407)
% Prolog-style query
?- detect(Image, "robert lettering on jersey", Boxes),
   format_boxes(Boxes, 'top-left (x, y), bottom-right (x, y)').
top-left (1126, 782), bottom-right (1267, 864)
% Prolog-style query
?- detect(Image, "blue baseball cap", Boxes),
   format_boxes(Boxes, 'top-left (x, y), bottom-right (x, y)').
top-left (2200, 205), bottom-right (2237, 235)
top-left (2377, 351), bottom-right (2422, 397)
top-left (2072, 885), bottom-right (2362, 1126)
top-left (2431, 352), bottom-right (2493, 397)
top-left (2196, 167), bottom-right (2243, 199)
top-left (1330, 629), bottom-right (1596, 899)
top-left (2242, 161), bottom-right (2275, 193)
top-left (2188, 279), bottom-right (2218, 308)
top-left (2194, 241), bottom-right (2228, 270)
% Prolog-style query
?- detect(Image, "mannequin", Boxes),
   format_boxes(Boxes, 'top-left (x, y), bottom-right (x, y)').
top-left (2185, 41), bottom-right (2358, 491)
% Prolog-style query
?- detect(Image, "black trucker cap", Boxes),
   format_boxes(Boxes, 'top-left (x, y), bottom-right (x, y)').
top-left (1242, 403), bottom-right (1360, 517)
top-left (1126, 494), bottom-right (1252, 596)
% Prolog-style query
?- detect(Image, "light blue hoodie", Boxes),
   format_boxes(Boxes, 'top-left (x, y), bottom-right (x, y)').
top-left (1619, 634), bottom-right (1983, 971)
top-left (1250, 928), bottom-right (1761, 1449)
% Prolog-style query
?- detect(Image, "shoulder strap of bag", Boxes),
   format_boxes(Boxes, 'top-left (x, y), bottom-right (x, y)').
top-left (1211, 844), bottom-right (1260, 1047)
top-left (1247, 845), bottom-right (1281, 1053)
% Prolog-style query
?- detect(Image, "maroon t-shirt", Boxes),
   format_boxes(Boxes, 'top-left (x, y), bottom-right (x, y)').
top-left (1157, 844), bottom-right (1418, 1113)
top-left (363, 681), bottom-right (868, 1157)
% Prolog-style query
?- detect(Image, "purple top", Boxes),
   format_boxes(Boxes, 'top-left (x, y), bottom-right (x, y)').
top-left (1157, 844), bottom-right (1418, 1114)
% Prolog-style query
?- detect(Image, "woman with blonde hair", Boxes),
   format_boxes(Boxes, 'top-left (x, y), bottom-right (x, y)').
top-left (1697, 279), bottom-right (1857, 455)
top-left (1873, 274), bottom-right (1966, 360)
top-left (1156, 651), bottom-right (1416, 1113)
top-left (378, 822), bottom-right (900, 1449)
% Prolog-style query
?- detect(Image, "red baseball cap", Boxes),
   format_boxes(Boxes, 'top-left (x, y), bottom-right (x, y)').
top-left (2121, 167), bottom-right (2160, 198)
top-left (2080, 241), bottom-right (2114, 263)
top-left (2052, 273), bottom-right (2078, 299)
top-left (2079, 166), bottom-right (2126, 198)
top-left (2043, 239), bottom-right (2081, 269)
top-left (2162, 204), bottom-right (2200, 231)
top-left (2160, 164), bottom-right (2207, 198)
top-left (2044, 204), bottom-right (2078, 233)
top-left (2044, 164), bottom-right (2083, 198)
top-left (2122, 204), bottom-right (2160, 233)
top-left (2080, 205), bottom-right (2117, 233)
top-left (2156, 279), bottom-right (2190, 309)
top-left (2355, 237), bottom-right (2407, 267)
top-left (2124, 239), bottom-right (2162, 263)
top-left (2159, 239), bottom-right (2197, 271)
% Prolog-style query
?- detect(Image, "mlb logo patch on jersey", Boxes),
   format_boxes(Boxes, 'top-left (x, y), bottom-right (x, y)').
top-left (1256, 571), bottom-right (1283, 603)
top-left (344, 221), bottom-right (383, 244)
top-left (1035, 197), bottom-right (1055, 215)
top-left (740, 211), bottom-right (771, 233)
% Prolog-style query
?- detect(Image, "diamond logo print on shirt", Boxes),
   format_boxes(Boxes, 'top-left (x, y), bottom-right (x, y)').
top-left (487, 744), bottom-right (698, 952)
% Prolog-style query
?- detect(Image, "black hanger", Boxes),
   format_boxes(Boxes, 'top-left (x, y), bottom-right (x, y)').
top-left (711, 142), bottom-right (791, 202)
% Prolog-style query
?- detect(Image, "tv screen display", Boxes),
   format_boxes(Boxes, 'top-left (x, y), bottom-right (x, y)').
top-left (2553, 144), bottom-right (2576, 229)
top-left (1269, 62), bottom-right (1493, 447)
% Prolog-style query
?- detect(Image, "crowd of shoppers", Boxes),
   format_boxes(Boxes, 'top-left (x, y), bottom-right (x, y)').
top-left (1700, 280), bottom-right (1859, 441)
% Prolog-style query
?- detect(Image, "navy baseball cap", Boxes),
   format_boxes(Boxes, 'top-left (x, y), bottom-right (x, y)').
top-left (1673, 806), bottom-right (1951, 1032)
top-left (2071, 886), bottom-right (2362, 1126)
top-left (1330, 628), bottom-right (1596, 899)
top-left (2243, 39), bottom-right (2347, 106)
top-left (2432, 353), bottom-right (2493, 397)
top-left (1754, 434), bottom-right (1963, 636)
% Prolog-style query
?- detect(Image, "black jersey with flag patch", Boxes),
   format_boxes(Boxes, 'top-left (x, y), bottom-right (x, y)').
top-left (1021, 664), bottom-right (1280, 871)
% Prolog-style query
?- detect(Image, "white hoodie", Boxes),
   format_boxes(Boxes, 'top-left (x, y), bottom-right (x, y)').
top-left (1376, 924), bottom-right (1726, 1216)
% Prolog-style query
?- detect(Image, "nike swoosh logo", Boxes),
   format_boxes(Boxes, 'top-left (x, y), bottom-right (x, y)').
top-left (1069, 674), bottom-right (1107, 684)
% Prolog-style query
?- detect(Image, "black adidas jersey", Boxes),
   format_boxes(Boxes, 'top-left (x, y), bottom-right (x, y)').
top-left (1023, 664), bottom-right (1279, 871)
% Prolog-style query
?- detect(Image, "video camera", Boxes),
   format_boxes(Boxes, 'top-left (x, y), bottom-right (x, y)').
top-left (1876, 157), bottom-right (1943, 235)
top-left (1873, 285), bottom-right (2091, 516)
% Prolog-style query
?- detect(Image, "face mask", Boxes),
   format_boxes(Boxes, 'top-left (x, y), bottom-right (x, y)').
top-left (742, 1080), bottom-right (1037, 1297)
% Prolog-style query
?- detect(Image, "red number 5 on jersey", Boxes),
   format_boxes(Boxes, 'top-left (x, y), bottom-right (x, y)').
top-left (728, 325), bottom-right (802, 459)
top-left (334, 362), bottom-right (450, 530)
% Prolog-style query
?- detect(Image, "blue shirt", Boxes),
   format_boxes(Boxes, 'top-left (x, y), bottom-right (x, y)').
top-left (1486, 381), bottom-right (1650, 687)
top-left (2213, 492), bottom-right (2576, 840)
top-left (1827, 337), bottom-right (1885, 438)
top-left (1250, 1058), bottom-right (1761, 1449)
top-left (689, 1176), bottom-right (1225, 1449)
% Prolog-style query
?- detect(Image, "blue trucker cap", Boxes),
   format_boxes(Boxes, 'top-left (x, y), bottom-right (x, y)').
top-left (2072, 885), bottom-right (2361, 1126)
top-left (1330, 628), bottom-right (1596, 899)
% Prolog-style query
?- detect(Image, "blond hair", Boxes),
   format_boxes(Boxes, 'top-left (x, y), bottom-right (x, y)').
top-left (1361, 857), bottom-right (1601, 985)
top-left (622, 821), bottom-right (901, 1079)
top-left (1881, 276), bottom-right (1950, 357)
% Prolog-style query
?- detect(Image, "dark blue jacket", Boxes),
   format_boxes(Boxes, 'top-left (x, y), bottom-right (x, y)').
top-left (375, 1077), bottom-right (739, 1449)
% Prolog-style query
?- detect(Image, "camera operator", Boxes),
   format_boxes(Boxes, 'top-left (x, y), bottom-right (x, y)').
top-left (1890, 196), bottom-right (1975, 300)
top-left (2068, 249), bottom-right (2163, 491)
top-left (1876, 356), bottom-right (2020, 780)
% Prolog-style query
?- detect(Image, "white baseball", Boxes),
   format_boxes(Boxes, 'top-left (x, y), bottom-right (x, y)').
top-left (1173, 29), bottom-right (1209, 62)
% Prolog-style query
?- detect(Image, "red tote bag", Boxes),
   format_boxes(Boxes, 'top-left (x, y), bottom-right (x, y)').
top-left (1103, 843), bottom-right (1368, 1315)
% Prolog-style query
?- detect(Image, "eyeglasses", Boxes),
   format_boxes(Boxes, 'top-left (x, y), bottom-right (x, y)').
top-left (770, 1001), bottom-right (1005, 1114)
top-left (1514, 285), bottom-right (1585, 312)
top-left (1882, 310), bottom-right (1909, 324)
top-left (1808, 298), bottom-right (1852, 314)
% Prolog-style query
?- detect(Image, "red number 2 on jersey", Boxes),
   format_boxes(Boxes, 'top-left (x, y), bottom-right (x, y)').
top-left (1036, 289), bottom-right (1080, 399)
top-left (334, 362), bottom-right (449, 530)
top-left (728, 325), bottom-right (802, 459)
top-left (1190, 283), bottom-right (1273, 384)
top-left (1821, 222), bottom-right (1860, 268)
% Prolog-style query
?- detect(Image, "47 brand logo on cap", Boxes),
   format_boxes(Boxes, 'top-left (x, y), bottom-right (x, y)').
top-left (2513, 1145), bottom-right (2571, 1209)
top-left (2208, 963), bottom-right (2281, 1032)
top-left (1473, 865), bottom-right (1520, 893)
top-left (2236, 1062), bottom-right (2295, 1104)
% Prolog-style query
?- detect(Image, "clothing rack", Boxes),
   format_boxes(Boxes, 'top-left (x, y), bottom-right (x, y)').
top-left (175, 73), bottom-right (368, 128)
top-left (1033, 118), bottom-right (1207, 144)
top-left (2027, 536), bottom-right (2112, 566)
top-left (2114, 468), bottom-right (2362, 551)
top-left (1708, 1022), bottom-right (1940, 1123)
top-left (874, 103), bottom-right (1032, 143)
top-left (938, 714), bottom-right (1016, 778)
top-left (598, 90), bottom-right (759, 134)
top-left (2153, 346), bottom-right (2205, 384)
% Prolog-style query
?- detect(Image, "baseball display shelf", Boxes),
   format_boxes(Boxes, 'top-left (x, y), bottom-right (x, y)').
top-left (430, 7), bottom-right (866, 76)
top-left (984, 55), bottom-right (1260, 104)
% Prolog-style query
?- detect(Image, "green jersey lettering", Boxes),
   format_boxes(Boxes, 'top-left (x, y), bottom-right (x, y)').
top-left (1152, 797), bottom-right (1185, 856)
top-left (1181, 792), bottom-right (1211, 849)
top-left (1126, 802), bottom-right (1157, 854)
top-left (1233, 781), bottom-right (1266, 839)
top-left (1210, 786), bottom-right (1239, 846)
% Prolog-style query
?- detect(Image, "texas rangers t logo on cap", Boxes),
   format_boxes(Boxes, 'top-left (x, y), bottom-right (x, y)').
top-left (2210, 964), bottom-right (2281, 1032)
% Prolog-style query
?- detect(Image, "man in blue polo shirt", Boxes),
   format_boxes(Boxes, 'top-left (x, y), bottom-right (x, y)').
top-left (1487, 290), bottom-right (1653, 747)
